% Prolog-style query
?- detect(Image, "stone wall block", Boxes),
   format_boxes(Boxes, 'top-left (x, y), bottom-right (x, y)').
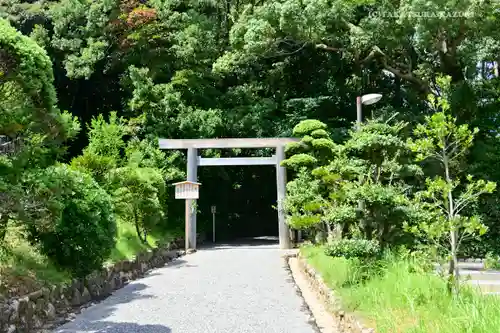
top-left (113, 261), bottom-right (123, 273)
top-left (122, 260), bottom-right (130, 272)
top-left (44, 303), bottom-right (56, 321)
top-left (17, 298), bottom-right (28, 317)
top-left (61, 286), bottom-right (73, 301)
top-left (71, 289), bottom-right (81, 307)
top-left (81, 287), bottom-right (91, 303)
top-left (32, 315), bottom-right (43, 330)
top-left (140, 262), bottom-right (147, 274)
top-left (113, 275), bottom-right (121, 290)
top-left (101, 281), bottom-right (112, 297)
top-left (34, 298), bottom-right (45, 317)
top-left (0, 302), bottom-right (12, 327)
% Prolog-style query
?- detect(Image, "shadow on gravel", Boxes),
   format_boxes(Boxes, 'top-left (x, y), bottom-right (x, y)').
top-left (106, 282), bottom-right (157, 304)
top-left (52, 256), bottom-right (200, 332)
top-left (52, 282), bottom-right (159, 332)
top-left (164, 259), bottom-right (197, 269)
top-left (142, 260), bottom-right (197, 278)
top-left (54, 321), bottom-right (172, 333)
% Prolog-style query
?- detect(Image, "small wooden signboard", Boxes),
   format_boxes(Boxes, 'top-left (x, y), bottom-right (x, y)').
top-left (173, 181), bottom-right (201, 200)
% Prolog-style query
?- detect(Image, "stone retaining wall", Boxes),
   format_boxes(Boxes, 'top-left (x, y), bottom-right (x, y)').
top-left (296, 253), bottom-right (374, 333)
top-left (0, 234), bottom-right (204, 333)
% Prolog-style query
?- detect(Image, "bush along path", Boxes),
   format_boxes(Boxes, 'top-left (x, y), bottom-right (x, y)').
top-left (0, 236), bottom-right (200, 333)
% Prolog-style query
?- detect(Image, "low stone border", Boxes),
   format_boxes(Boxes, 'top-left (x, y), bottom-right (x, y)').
top-left (282, 253), bottom-right (322, 333)
top-left (295, 253), bottom-right (374, 333)
top-left (0, 234), bottom-right (204, 333)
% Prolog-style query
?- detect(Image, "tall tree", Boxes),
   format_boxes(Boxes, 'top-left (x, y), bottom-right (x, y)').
top-left (0, 18), bottom-right (79, 240)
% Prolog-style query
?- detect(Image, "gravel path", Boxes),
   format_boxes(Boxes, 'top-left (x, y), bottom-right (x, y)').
top-left (53, 240), bottom-right (317, 333)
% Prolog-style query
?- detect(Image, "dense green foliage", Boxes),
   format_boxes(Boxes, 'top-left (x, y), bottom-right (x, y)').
top-left (107, 166), bottom-right (166, 244)
top-left (2, 0), bottom-right (500, 283)
top-left (283, 116), bottom-right (422, 248)
top-left (26, 165), bottom-right (116, 277)
top-left (0, 18), bottom-right (80, 243)
top-left (283, 77), bottom-right (497, 297)
top-left (325, 238), bottom-right (380, 259)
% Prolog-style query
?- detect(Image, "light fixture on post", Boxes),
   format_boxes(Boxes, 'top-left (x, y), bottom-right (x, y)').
top-left (356, 93), bottom-right (383, 127)
top-left (361, 93), bottom-right (383, 105)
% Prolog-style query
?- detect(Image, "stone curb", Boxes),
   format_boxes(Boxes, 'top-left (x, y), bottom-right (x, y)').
top-left (281, 253), bottom-right (322, 333)
top-left (1, 234), bottom-right (205, 333)
top-left (295, 253), bottom-right (374, 333)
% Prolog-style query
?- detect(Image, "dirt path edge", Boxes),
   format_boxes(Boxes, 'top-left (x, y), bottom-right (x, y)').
top-left (286, 252), bottom-right (375, 333)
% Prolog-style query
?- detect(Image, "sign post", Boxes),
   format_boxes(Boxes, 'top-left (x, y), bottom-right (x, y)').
top-left (173, 181), bottom-right (201, 252)
top-left (211, 205), bottom-right (216, 243)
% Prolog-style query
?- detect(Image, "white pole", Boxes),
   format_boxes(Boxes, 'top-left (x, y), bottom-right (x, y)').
top-left (187, 148), bottom-right (198, 250)
top-left (185, 199), bottom-right (189, 252)
top-left (276, 145), bottom-right (291, 249)
top-left (212, 211), bottom-right (216, 243)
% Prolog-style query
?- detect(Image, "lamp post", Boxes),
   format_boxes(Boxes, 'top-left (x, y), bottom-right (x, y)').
top-left (356, 93), bottom-right (382, 127)
top-left (356, 93), bottom-right (382, 237)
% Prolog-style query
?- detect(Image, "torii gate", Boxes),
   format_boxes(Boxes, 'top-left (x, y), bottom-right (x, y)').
top-left (158, 138), bottom-right (299, 250)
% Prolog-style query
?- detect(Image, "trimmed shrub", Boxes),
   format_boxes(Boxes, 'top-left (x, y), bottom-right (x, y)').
top-left (27, 164), bottom-right (116, 277)
top-left (71, 152), bottom-right (116, 185)
top-left (325, 238), bottom-right (380, 259)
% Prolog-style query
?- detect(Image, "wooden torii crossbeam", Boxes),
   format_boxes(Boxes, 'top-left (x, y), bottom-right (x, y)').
top-left (158, 138), bottom-right (299, 250)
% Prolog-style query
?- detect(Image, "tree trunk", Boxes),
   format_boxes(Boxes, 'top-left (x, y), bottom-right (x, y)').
top-left (341, 222), bottom-right (350, 238)
top-left (448, 230), bottom-right (459, 293)
top-left (364, 216), bottom-right (373, 240)
top-left (443, 155), bottom-right (459, 293)
top-left (0, 213), bottom-right (8, 242)
top-left (315, 224), bottom-right (327, 243)
top-left (134, 209), bottom-right (148, 244)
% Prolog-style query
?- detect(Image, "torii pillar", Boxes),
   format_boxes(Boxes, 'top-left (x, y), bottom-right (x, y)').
top-left (187, 147), bottom-right (198, 249)
top-left (275, 145), bottom-right (289, 249)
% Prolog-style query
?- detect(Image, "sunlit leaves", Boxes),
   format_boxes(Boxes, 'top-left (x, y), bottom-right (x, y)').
top-left (310, 129), bottom-right (329, 138)
top-left (311, 138), bottom-right (336, 150)
top-left (107, 166), bottom-right (165, 243)
top-left (408, 82), bottom-right (496, 284)
top-left (409, 80), bottom-right (478, 170)
top-left (282, 119), bottom-right (334, 172)
top-left (0, 19), bottom-right (80, 237)
top-left (281, 153), bottom-right (318, 170)
top-left (283, 168), bottom-right (324, 229)
top-left (64, 39), bottom-right (109, 79)
top-left (86, 112), bottom-right (128, 160)
top-left (292, 119), bottom-right (327, 136)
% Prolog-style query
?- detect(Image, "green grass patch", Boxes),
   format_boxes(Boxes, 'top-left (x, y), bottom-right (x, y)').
top-left (106, 219), bottom-right (177, 263)
top-left (301, 244), bottom-right (500, 333)
top-left (0, 227), bottom-right (71, 295)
